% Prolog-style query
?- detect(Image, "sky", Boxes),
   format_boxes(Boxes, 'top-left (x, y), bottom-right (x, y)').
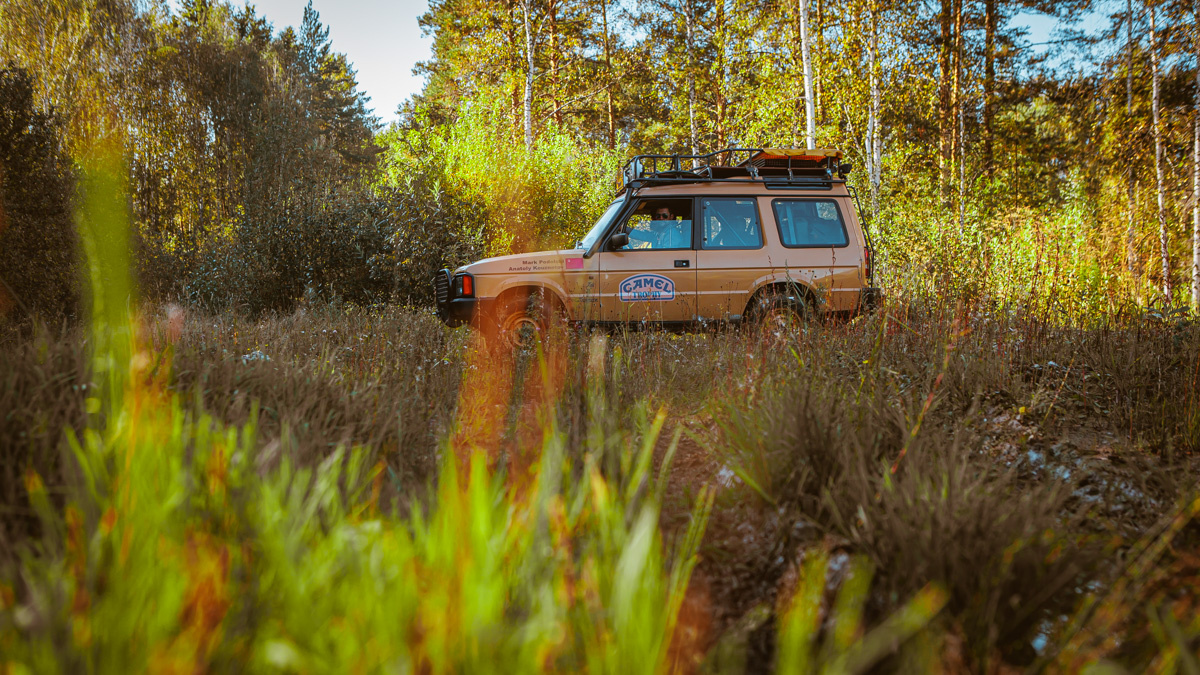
top-left (1014, 3), bottom-right (1114, 75)
top-left (172, 0), bottom-right (1114, 128)
top-left (240, 0), bottom-right (432, 125)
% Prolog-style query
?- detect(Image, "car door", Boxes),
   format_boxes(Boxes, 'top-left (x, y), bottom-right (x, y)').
top-left (597, 197), bottom-right (697, 323)
top-left (770, 197), bottom-right (860, 311)
top-left (694, 197), bottom-right (765, 321)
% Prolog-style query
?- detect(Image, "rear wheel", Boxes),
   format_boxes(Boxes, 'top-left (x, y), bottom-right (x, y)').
top-left (751, 290), bottom-right (811, 337)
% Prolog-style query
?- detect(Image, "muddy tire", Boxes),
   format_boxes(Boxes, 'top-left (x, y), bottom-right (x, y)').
top-left (751, 291), bottom-right (811, 336)
top-left (489, 289), bottom-right (563, 351)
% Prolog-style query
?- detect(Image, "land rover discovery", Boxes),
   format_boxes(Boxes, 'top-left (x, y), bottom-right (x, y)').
top-left (433, 147), bottom-right (880, 346)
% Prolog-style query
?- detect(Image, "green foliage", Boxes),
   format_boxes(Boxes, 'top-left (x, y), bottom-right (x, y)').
top-left (369, 166), bottom-right (489, 306)
top-left (870, 169), bottom-right (1136, 318)
top-left (382, 106), bottom-right (623, 256)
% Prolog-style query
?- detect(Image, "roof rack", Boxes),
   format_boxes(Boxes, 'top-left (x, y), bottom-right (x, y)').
top-left (619, 147), bottom-right (848, 193)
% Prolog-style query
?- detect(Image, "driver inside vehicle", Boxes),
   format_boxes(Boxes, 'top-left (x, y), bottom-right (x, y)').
top-left (651, 206), bottom-right (690, 248)
top-left (623, 202), bottom-right (693, 249)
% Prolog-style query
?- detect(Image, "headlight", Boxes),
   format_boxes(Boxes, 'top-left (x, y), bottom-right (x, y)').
top-left (453, 273), bottom-right (474, 298)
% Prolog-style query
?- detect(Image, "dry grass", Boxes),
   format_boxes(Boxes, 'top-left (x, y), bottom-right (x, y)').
top-left (2, 296), bottom-right (1197, 671)
top-left (705, 298), bottom-right (1198, 669)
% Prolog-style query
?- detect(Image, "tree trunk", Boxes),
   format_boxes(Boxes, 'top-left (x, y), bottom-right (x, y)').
top-left (799, 0), bottom-right (816, 147)
top-left (549, 0), bottom-right (561, 127)
top-left (868, 0), bottom-right (881, 216)
top-left (1127, 0), bottom-right (1138, 278)
top-left (601, 0), bottom-right (615, 148)
top-left (507, 0), bottom-right (521, 141)
top-left (816, 0), bottom-right (824, 123)
top-left (984, 0), bottom-right (995, 176)
top-left (1151, 4), bottom-right (1171, 299)
top-left (953, 0), bottom-right (965, 228)
top-left (792, 0), bottom-right (802, 145)
top-left (938, 0), bottom-right (952, 201)
top-left (522, 0), bottom-right (535, 154)
top-left (685, 0), bottom-right (698, 159)
top-left (1194, 0), bottom-right (1200, 308)
top-left (716, 0), bottom-right (728, 150)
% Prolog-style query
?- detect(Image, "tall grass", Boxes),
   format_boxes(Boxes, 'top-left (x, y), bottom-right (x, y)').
top-left (5, 300), bottom-right (1197, 671)
top-left (1, 158), bottom-right (720, 672)
top-left (708, 299), bottom-right (1199, 670)
top-left (874, 172), bottom-right (1142, 318)
top-left (4, 154), bottom-right (1200, 671)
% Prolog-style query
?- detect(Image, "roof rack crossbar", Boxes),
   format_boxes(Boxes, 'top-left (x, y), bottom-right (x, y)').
top-left (618, 146), bottom-right (845, 194)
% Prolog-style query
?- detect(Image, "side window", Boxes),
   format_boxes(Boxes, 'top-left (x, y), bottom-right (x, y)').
top-left (615, 198), bottom-right (693, 250)
top-left (772, 199), bottom-right (849, 248)
top-left (701, 198), bottom-right (763, 250)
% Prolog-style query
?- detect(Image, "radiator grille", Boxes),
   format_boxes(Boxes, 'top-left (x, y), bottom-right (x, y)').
top-left (433, 270), bottom-right (450, 305)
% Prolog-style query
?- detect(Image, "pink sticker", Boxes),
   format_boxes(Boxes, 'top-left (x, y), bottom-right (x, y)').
top-left (565, 257), bottom-right (584, 270)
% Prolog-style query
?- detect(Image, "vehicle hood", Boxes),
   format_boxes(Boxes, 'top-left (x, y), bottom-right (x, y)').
top-left (456, 249), bottom-right (584, 276)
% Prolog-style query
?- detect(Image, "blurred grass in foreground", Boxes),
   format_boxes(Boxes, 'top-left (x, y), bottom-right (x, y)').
top-left (0, 144), bottom-right (952, 675)
top-left (0, 157), bottom-right (724, 672)
top-left (4, 161), bottom-right (1200, 672)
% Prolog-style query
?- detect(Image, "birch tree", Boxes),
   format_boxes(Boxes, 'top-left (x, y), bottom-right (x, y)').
top-left (1194, 0), bottom-right (1200, 308)
top-left (685, 0), bottom-right (698, 158)
top-left (1127, 0), bottom-right (1138, 278)
top-left (548, 0), bottom-right (560, 127)
top-left (983, 0), bottom-right (996, 175)
top-left (522, 0), bottom-right (536, 153)
top-left (867, 0), bottom-right (882, 214)
top-left (799, 0), bottom-right (816, 147)
top-left (600, 0), bottom-right (616, 148)
top-left (1150, 2), bottom-right (1170, 299)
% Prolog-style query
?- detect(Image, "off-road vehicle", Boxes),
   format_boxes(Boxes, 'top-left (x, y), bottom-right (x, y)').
top-left (433, 147), bottom-right (880, 346)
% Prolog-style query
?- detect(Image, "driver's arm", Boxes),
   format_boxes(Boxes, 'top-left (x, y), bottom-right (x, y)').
top-left (626, 225), bottom-right (653, 248)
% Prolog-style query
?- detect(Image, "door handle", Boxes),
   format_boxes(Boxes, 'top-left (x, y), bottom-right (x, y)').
top-left (674, 259), bottom-right (690, 268)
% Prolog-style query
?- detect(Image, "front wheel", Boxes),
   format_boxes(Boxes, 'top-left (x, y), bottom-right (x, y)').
top-left (489, 290), bottom-right (562, 351)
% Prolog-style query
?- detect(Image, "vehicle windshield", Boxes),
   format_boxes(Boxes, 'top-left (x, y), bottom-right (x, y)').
top-left (579, 200), bottom-right (624, 250)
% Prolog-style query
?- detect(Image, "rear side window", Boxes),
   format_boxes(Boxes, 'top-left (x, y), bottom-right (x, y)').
top-left (701, 198), bottom-right (763, 249)
top-left (772, 199), bottom-right (849, 248)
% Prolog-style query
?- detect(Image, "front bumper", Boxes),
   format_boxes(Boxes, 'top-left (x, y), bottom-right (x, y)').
top-left (441, 296), bottom-right (497, 327)
top-left (433, 269), bottom-right (494, 327)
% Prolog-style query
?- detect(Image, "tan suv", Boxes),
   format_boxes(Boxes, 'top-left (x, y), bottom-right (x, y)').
top-left (434, 148), bottom-right (880, 345)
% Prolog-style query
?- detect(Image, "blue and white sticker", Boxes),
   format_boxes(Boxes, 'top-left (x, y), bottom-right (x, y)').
top-left (619, 274), bottom-right (675, 302)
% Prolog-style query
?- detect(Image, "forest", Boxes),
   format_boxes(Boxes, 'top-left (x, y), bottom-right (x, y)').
top-left (1, 0), bottom-right (1199, 672)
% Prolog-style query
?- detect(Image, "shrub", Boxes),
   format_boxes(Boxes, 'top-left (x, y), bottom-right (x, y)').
top-left (381, 105), bottom-right (622, 257)
top-left (0, 66), bottom-right (78, 323)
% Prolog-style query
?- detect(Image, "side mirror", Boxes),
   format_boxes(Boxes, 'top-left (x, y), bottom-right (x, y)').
top-left (608, 232), bottom-right (629, 250)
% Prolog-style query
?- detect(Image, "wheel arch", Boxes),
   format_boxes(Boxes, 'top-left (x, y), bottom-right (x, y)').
top-left (492, 281), bottom-right (571, 319)
top-left (741, 278), bottom-right (821, 319)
